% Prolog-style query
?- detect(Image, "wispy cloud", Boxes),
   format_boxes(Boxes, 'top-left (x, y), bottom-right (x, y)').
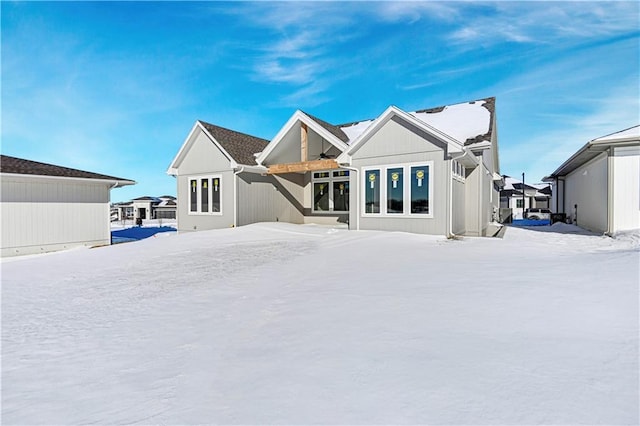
top-left (448, 2), bottom-right (639, 46)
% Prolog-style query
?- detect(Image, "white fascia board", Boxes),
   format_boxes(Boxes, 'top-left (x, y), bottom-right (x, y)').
top-left (166, 121), bottom-right (201, 175)
top-left (256, 110), bottom-right (348, 166)
top-left (255, 111), bottom-right (300, 165)
top-left (198, 122), bottom-right (238, 168)
top-left (0, 172), bottom-right (136, 186)
top-left (338, 106), bottom-right (466, 164)
top-left (167, 121), bottom-right (236, 175)
top-left (298, 111), bottom-right (349, 152)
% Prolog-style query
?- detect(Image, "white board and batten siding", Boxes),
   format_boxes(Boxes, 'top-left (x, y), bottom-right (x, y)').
top-left (236, 173), bottom-right (304, 226)
top-left (1, 176), bottom-right (111, 256)
top-left (612, 145), bottom-right (640, 232)
top-left (564, 152), bottom-right (609, 233)
top-left (175, 129), bottom-right (236, 231)
top-left (349, 117), bottom-right (449, 235)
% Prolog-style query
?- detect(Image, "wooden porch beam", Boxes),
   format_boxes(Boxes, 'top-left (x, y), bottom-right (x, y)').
top-left (301, 123), bottom-right (308, 162)
top-left (267, 159), bottom-right (339, 175)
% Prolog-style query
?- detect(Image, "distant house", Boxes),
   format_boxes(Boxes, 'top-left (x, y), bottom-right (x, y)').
top-left (111, 196), bottom-right (177, 221)
top-left (544, 125), bottom-right (639, 233)
top-left (167, 97), bottom-right (502, 237)
top-left (1, 155), bottom-right (135, 256)
top-left (500, 176), bottom-right (551, 220)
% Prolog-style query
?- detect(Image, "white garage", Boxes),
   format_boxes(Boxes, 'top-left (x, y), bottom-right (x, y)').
top-left (545, 126), bottom-right (639, 234)
top-left (1, 155), bottom-right (135, 256)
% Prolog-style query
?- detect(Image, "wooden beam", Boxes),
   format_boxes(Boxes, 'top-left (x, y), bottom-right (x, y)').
top-left (267, 159), bottom-right (339, 175)
top-left (301, 123), bottom-right (308, 162)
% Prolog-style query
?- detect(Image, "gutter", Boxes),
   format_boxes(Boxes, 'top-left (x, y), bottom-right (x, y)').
top-left (233, 166), bottom-right (245, 228)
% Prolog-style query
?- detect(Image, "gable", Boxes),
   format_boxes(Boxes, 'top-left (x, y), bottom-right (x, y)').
top-left (172, 127), bottom-right (235, 175)
top-left (351, 116), bottom-right (447, 160)
top-left (257, 111), bottom-right (348, 166)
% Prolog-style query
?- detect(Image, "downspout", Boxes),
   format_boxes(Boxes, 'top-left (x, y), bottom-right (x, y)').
top-left (448, 151), bottom-right (467, 238)
top-left (233, 166), bottom-right (245, 228)
top-left (108, 182), bottom-right (120, 244)
top-left (607, 147), bottom-right (614, 235)
top-left (341, 165), bottom-right (359, 230)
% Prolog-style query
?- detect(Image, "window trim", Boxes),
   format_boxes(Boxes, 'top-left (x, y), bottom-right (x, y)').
top-left (311, 169), bottom-right (350, 214)
top-left (187, 174), bottom-right (223, 216)
top-left (361, 161), bottom-right (434, 218)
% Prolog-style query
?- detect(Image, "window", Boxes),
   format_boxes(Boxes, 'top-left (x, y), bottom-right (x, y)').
top-left (411, 166), bottom-right (429, 214)
top-left (363, 162), bottom-right (433, 217)
top-left (188, 175), bottom-right (222, 215)
top-left (452, 160), bottom-right (465, 180)
top-left (516, 199), bottom-right (524, 208)
top-left (387, 168), bottom-right (404, 214)
top-left (312, 170), bottom-right (350, 213)
top-left (365, 169), bottom-right (380, 213)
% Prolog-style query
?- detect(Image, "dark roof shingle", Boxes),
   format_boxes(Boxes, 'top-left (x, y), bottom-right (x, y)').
top-left (301, 111), bottom-right (349, 143)
top-left (198, 121), bottom-right (269, 165)
top-left (0, 155), bottom-right (134, 182)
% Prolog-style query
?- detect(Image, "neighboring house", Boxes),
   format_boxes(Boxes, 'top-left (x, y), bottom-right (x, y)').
top-left (500, 176), bottom-right (551, 220)
top-left (1, 155), bottom-right (135, 256)
top-left (544, 125), bottom-right (640, 234)
top-left (111, 195), bottom-right (177, 221)
top-left (167, 97), bottom-right (502, 237)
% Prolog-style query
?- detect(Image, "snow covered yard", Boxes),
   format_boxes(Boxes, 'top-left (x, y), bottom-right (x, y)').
top-left (2, 223), bottom-right (638, 424)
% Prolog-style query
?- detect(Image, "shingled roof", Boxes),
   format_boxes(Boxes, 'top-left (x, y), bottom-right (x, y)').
top-left (301, 111), bottom-right (349, 143)
top-left (198, 120), bottom-right (269, 165)
top-left (0, 155), bottom-right (135, 183)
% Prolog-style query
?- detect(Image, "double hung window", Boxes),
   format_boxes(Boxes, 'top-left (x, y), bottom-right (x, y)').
top-left (312, 170), bottom-right (350, 213)
top-left (363, 162), bottom-right (433, 217)
top-left (189, 175), bottom-right (222, 214)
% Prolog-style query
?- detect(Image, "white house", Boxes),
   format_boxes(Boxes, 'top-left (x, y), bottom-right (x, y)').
top-left (167, 97), bottom-right (502, 237)
top-left (500, 176), bottom-right (551, 220)
top-left (544, 125), bottom-right (639, 234)
top-left (1, 155), bottom-right (135, 256)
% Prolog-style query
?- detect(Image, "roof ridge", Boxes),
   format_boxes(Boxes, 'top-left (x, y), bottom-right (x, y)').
top-left (591, 124), bottom-right (640, 142)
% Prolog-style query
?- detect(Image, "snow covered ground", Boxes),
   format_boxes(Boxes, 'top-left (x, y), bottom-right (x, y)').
top-left (2, 223), bottom-right (638, 424)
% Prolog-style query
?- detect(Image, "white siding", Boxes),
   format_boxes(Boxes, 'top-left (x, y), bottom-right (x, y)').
top-left (350, 118), bottom-right (448, 235)
top-left (612, 146), bottom-right (640, 231)
top-left (564, 152), bottom-right (608, 233)
top-left (1, 177), bottom-right (111, 256)
top-left (452, 178), bottom-right (465, 235)
top-left (237, 173), bottom-right (304, 225)
top-left (175, 129), bottom-right (236, 231)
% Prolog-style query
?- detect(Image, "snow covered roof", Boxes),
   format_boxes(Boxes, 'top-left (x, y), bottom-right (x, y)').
top-left (546, 125), bottom-right (640, 179)
top-left (501, 176), bottom-right (550, 197)
top-left (0, 154), bottom-right (135, 184)
top-left (338, 97), bottom-right (494, 146)
top-left (592, 125), bottom-right (639, 143)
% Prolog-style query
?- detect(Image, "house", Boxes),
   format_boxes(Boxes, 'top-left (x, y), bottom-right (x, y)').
top-left (1, 155), bottom-right (135, 256)
top-left (543, 125), bottom-right (639, 234)
top-left (111, 196), bottom-right (177, 221)
top-left (167, 97), bottom-right (502, 237)
top-left (500, 176), bottom-right (551, 220)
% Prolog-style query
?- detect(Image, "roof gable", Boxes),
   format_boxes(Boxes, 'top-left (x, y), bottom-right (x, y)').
top-left (256, 110), bottom-right (349, 166)
top-left (336, 97), bottom-right (495, 147)
top-left (0, 155), bottom-right (135, 184)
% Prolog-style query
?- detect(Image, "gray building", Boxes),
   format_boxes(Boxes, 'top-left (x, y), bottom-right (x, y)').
top-left (167, 97), bottom-right (502, 237)
top-left (1, 155), bottom-right (135, 256)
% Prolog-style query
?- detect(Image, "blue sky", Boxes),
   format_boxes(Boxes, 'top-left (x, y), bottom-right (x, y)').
top-left (2, 1), bottom-right (638, 203)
